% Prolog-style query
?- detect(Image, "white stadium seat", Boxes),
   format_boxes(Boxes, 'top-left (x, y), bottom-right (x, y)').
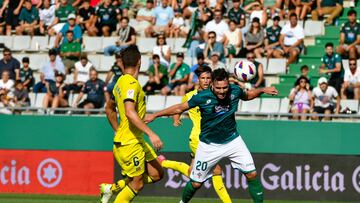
top-left (138, 74), bottom-right (149, 87)
top-left (83, 36), bottom-right (103, 52)
top-left (260, 98), bottom-right (280, 114)
top-left (102, 37), bottom-right (118, 50)
top-left (304, 20), bottom-right (324, 36)
top-left (28, 92), bottom-right (36, 107)
top-left (48, 36), bottom-right (56, 48)
top-left (240, 98), bottom-right (260, 113)
top-left (266, 58), bottom-right (286, 74)
top-left (340, 100), bottom-right (359, 112)
top-left (30, 36), bottom-right (48, 51)
top-left (35, 93), bottom-right (46, 108)
top-left (88, 54), bottom-right (101, 70)
top-left (99, 55), bottom-right (115, 72)
top-left (147, 95), bottom-right (166, 112)
top-left (13, 36), bottom-right (31, 51)
top-left (279, 98), bottom-right (290, 114)
top-left (140, 55), bottom-right (150, 72)
top-left (173, 38), bottom-right (187, 53)
top-left (137, 37), bottom-right (156, 53)
top-left (28, 54), bottom-right (47, 70)
top-left (165, 96), bottom-right (183, 108)
top-left (255, 58), bottom-right (268, 71)
top-left (0, 36), bottom-right (13, 49)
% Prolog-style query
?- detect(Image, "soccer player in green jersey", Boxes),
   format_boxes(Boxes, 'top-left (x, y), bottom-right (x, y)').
top-left (145, 69), bottom-right (278, 203)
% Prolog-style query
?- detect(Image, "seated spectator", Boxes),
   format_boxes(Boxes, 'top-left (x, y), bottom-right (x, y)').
top-left (113, 0), bottom-right (129, 18)
top-left (16, 0), bottom-right (40, 36)
top-left (0, 88), bottom-right (13, 114)
top-left (228, 0), bottom-right (246, 28)
top-left (0, 48), bottom-right (20, 81)
top-left (233, 52), bottom-right (264, 89)
top-left (60, 30), bottom-right (81, 73)
top-left (299, 65), bottom-right (312, 86)
top-left (143, 54), bottom-right (169, 94)
top-left (133, 0), bottom-right (154, 37)
top-left (311, 0), bottom-right (343, 25)
top-left (169, 8), bottom-right (186, 38)
top-left (180, 0), bottom-right (200, 18)
top-left (48, 0), bottom-right (76, 36)
top-left (289, 76), bottom-right (312, 121)
top-left (244, 17), bottom-right (264, 58)
top-left (273, 13), bottom-right (304, 67)
top-left (19, 57), bottom-right (34, 91)
top-left (244, 0), bottom-right (267, 27)
top-left (145, 0), bottom-right (174, 37)
top-left (207, 52), bottom-right (226, 71)
top-left (224, 20), bottom-right (242, 61)
top-left (203, 31), bottom-right (225, 63)
top-left (341, 58), bottom-right (360, 100)
top-left (320, 42), bottom-right (343, 93)
top-left (55, 14), bottom-right (82, 48)
top-left (153, 34), bottom-right (172, 67)
top-left (72, 54), bottom-right (94, 93)
top-left (161, 52), bottom-right (190, 96)
top-left (94, 0), bottom-right (117, 36)
top-left (296, 0), bottom-right (315, 20)
top-left (42, 72), bottom-right (69, 114)
top-left (0, 0), bottom-right (4, 35)
top-left (13, 81), bottom-right (30, 114)
top-left (337, 10), bottom-right (360, 59)
top-left (73, 68), bottom-right (106, 115)
top-left (0, 70), bottom-right (14, 94)
top-left (39, 0), bottom-right (56, 35)
top-left (77, 0), bottom-right (97, 36)
top-left (1, 0), bottom-right (23, 36)
top-left (311, 77), bottom-right (340, 121)
top-left (104, 17), bottom-right (136, 56)
top-left (188, 52), bottom-right (207, 90)
top-left (204, 9), bottom-right (228, 43)
top-left (264, 15), bottom-right (282, 59)
top-left (104, 53), bottom-right (123, 101)
top-left (34, 49), bottom-right (66, 93)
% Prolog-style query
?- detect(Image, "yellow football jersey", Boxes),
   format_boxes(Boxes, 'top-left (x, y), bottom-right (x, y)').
top-left (113, 74), bottom-right (146, 145)
top-left (183, 89), bottom-right (201, 144)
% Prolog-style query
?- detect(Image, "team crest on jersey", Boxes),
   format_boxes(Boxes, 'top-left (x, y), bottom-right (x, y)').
top-left (206, 99), bottom-right (211, 104)
top-left (127, 89), bottom-right (135, 99)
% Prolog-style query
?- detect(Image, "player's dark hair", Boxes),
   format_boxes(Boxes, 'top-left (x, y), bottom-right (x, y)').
top-left (325, 42), bottom-right (334, 48)
top-left (349, 58), bottom-right (357, 62)
top-left (289, 13), bottom-right (297, 19)
top-left (348, 9), bottom-right (357, 16)
top-left (120, 45), bottom-right (141, 68)
top-left (66, 30), bottom-right (74, 35)
top-left (212, 68), bottom-right (229, 82)
top-left (294, 75), bottom-right (309, 87)
top-left (300, 65), bottom-right (309, 71)
top-left (195, 65), bottom-right (212, 77)
top-left (152, 54), bottom-right (160, 60)
top-left (3, 47), bottom-right (11, 53)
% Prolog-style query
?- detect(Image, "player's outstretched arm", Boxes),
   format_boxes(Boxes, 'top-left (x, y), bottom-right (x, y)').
top-left (245, 87), bottom-right (278, 100)
top-left (105, 98), bottom-right (119, 132)
top-left (144, 102), bottom-right (190, 124)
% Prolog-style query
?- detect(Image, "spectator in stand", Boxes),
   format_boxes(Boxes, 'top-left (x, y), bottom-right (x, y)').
top-left (273, 13), bottom-right (304, 67)
top-left (34, 49), bottom-right (66, 93)
top-left (104, 53), bottom-right (123, 101)
top-left (55, 14), bottom-right (82, 48)
top-left (16, 0), bottom-right (40, 36)
top-left (72, 54), bottom-right (94, 93)
top-left (224, 20), bottom-right (242, 61)
top-left (0, 49), bottom-right (20, 82)
top-left (289, 76), bottom-right (313, 121)
top-left (300, 65), bottom-right (312, 86)
top-left (48, 0), bottom-right (76, 36)
top-left (161, 52), bottom-right (190, 96)
top-left (188, 53), bottom-right (207, 90)
top-left (133, 0), bottom-right (154, 37)
top-left (337, 10), bottom-right (360, 59)
top-left (145, 0), bottom-right (174, 37)
top-left (1, 0), bottom-right (24, 36)
top-left (77, 0), bottom-right (97, 36)
top-left (39, 0), bottom-right (56, 35)
top-left (311, 0), bottom-right (343, 25)
top-left (60, 30), bottom-right (81, 73)
top-left (207, 52), bottom-right (226, 71)
top-left (153, 34), bottom-right (172, 67)
top-left (0, 70), bottom-right (14, 94)
top-left (143, 54), bottom-right (169, 94)
top-left (19, 57), bottom-right (34, 91)
top-left (169, 8), bottom-right (186, 38)
top-left (233, 52), bottom-right (264, 89)
top-left (244, 17), bottom-right (264, 58)
top-left (203, 31), bottom-right (225, 63)
top-left (311, 77), bottom-right (340, 121)
top-left (341, 58), bottom-right (360, 100)
top-left (0, 1), bottom-right (4, 35)
top-left (204, 9), bottom-right (228, 43)
top-left (13, 81), bottom-right (30, 112)
top-left (180, 0), bottom-right (200, 18)
top-left (42, 72), bottom-right (69, 113)
top-left (0, 88), bottom-right (13, 114)
top-left (296, 0), bottom-right (315, 20)
top-left (228, 0), bottom-right (246, 28)
top-left (112, 0), bottom-right (128, 18)
top-left (73, 68), bottom-right (106, 115)
top-left (264, 15), bottom-right (282, 59)
top-left (104, 17), bottom-right (136, 56)
top-left (94, 0), bottom-right (117, 36)
top-left (319, 42), bottom-right (343, 93)
top-left (244, 0), bottom-right (267, 27)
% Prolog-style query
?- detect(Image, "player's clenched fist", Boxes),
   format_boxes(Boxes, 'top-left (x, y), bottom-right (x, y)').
top-left (149, 133), bottom-right (163, 151)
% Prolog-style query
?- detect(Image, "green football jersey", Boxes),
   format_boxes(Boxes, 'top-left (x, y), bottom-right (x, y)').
top-left (188, 84), bottom-right (246, 144)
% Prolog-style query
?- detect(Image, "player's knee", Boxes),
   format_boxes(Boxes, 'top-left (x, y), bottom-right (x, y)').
top-left (245, 171), bottom-right (257, 180)
top-left (191, 181), bottom-right (202, 189)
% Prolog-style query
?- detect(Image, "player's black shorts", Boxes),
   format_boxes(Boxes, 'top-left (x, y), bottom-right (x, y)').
top-left (313, 105), bottom-right (334, 114)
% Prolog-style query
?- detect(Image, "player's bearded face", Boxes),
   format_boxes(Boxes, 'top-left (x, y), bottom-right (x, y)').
top-left (212, 80), bottom-right (229, 100)
top-left (198, 72), bottom-right (211, 90)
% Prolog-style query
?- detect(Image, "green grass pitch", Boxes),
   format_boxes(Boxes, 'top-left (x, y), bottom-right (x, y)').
top-left (0, 194), bottom-right (357, 203)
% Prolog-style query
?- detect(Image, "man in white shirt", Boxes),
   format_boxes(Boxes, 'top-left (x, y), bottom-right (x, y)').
top-left (311, 77), bottom-right (340, 121)
top-left (132, 0), bottom-right (154, 37)
top-left (341, 58), bottom-right (360, 100)
top-left (273, 13), bottom-right (305, 67)
top-left (72, 54), bottom-right (94, 93)
top-left (0, 70), bottom-right (14, 94)
top-left (205, 9), bottom-right (229, 43)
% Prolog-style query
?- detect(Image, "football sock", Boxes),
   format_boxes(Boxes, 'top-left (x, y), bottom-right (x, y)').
top-left (114, 185), bottom-right (137, 203)
top-left (161, 160), bottom-right (190, 176)
top-left (111, 178), bottom-right (128, 193)
top-left (181, 181), bottom-right (199, 203)
top-left (212, 175), bottom-right (232, 203)
top-left (248, 177), bottom-right (264, 203)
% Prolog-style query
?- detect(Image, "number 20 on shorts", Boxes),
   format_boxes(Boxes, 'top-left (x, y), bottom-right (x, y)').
top-left (195, 161), bottom-right (208, 171)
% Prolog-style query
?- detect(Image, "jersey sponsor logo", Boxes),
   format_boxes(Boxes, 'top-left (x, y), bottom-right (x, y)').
top-left (37, 158), bottom-right (63, 188)
top-left (127, 89), bottom-right (135, 99)
top-left (214, 105), bottom-right (230, 114)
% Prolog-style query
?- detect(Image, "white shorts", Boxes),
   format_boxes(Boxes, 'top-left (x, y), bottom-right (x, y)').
top-left (52, 23), bottom-right (65, 33)
top-left (190, 136), bottom-right (255, 183)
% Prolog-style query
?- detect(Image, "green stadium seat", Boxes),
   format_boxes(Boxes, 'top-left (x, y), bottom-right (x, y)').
top-left (273, 84), bottom-right (293, 97)
top-left (279, 75), bottom-right (297, 84)
top-left (306, 46), bottom-right (324, 58)
top-left (325, 26), bottom-right (341, 38)
top-left (315, 37), bottom-right (339, 47)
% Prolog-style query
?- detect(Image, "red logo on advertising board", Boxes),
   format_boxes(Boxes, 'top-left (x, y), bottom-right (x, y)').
top-left (0, 150), bottom-right (113, 195)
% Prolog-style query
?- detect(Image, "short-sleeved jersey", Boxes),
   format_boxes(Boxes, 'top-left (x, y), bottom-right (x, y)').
top-left (113, 74), bottom-right (146, 145)
top-left (340, 21), bottom-right (360, 45)
top-left (321, 53), bottom-right (343, 79)
top-left (266, 25), bottom-right (282, 44)
top-left (170, 63), bottom-right (190, 80)
top-left (60, 41), bottom-right (81, 60)
top-left (95, 5), bottom-right (117, 25)
top-left (82, 78), bottom-right (105, 103)
top-left (19, 6), bottom-right (39, 24)
top-left (188, 84), bottom-right (246, 144)
top-left (20, 68), bottom-right (34, 86)
top-left (227, 8), bottom-right (246, 25)
top-left (183, 90), bottom-right (201, 144)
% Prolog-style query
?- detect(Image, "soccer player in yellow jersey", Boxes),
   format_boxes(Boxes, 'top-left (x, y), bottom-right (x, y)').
top-left (100, 45), bottom-right (164, 203)
top-left (159, 65), bottom-right (232, 203)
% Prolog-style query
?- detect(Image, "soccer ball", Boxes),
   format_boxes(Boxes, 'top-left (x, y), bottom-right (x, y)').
top-left (233, 60), bottom-right (257, 82)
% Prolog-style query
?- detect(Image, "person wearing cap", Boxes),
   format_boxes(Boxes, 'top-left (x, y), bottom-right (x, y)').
top-left (203, 31), bottom-right (225, 63)
top-left (169, 8), bottom-right (186, 38)
top-left (104, 53), bottom-right (124, 101)
top-left (311, 77), bottom-right (340, 121)
top-left (143, 54), bottom-right (169, 94)
top-left (337, 9), bottom-right (360, 59)
top-left (341, 58), bottom-right (360, 100)
top-left (34, 49), bottom-right (66, 93)
top-left (188, 53), bottom-right (208, 90)
top-left (228, 0), bottom-right (246, 28)
top-left (161, 52), bottom-right (190, 96)
top-left (15, 0), bottom-right (39, 36)
top-left (19, 57), bottom-right (34, 91)
top-left (54, 13), bottom-right (82, 48)
top-left (94, 0), bottom-right (118, 36)
top-left (47, 0), bottom-right (76, 36)
top-left (244, 17), bottom-right (264, 58)
top-left (72, 54), bottom-right (94, 93)
top-left (311, 0), bottom-right (343, 25)
top-left (264, 15), bottom-right (282, 59)
top-left (208, 51), bottom-right (226, 71)
top-left (133, 0), bottom-right (154, 37)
